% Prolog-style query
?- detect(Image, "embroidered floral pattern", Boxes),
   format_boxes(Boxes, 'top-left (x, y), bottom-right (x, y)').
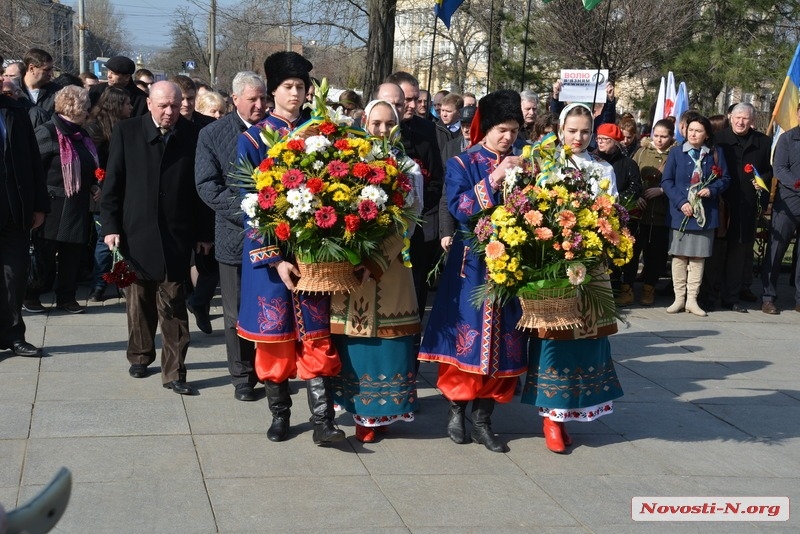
top-left (458, 193), bottom-right (475, 215)
top-left (538, 403), bottom-right (613, 422)
top-left (257, 296), bottom-right (288, 332)
top-left (455, 322), bottom-right (480, 356)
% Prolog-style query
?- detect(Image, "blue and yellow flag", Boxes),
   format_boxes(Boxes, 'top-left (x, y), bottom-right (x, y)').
top-left (770, 42), bottom-right (800, 136)
top-left (434, 0), bottom-right (465, 29)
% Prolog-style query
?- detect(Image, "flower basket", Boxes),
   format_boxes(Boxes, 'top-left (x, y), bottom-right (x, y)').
top-left (516, 285), bottom-right (582, 331)
top-left (294, 260), bottom-right (360, 294)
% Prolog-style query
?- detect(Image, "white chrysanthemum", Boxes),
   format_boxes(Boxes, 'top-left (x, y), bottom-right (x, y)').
top-left (359, 184), bottom-right (389, 207)
top-left (312, 160), bottom-right (324, 171)
top-left (241, 193), bottom-right (259, 218)
top-left (286, 186), bottom-right (313, 206)
top-left (286, 206), bottom-right (303, 220)
top-left (304, 135), bottom-right (332, 154)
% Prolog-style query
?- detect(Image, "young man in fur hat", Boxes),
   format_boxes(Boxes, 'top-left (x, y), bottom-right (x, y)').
top-left (236, 51), bottom-right (345, 446)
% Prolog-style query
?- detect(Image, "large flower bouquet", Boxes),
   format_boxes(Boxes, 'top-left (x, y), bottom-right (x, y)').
top-left (470, 134), bottom-right (634, 328)
top-left (236, 79), bottom-right (418, 291)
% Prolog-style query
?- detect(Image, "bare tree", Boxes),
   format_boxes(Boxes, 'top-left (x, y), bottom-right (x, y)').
top-left (1, 0), bottom-right (76, 72)
top-left (83, 0), bottom-right (129, 61)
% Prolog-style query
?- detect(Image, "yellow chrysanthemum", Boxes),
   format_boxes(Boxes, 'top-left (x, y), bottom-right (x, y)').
top-left (267, 144), bottom-right (285, 158)
top-left (377, 214), bottom-right (391, 226)
top-left (582, 231), bottom-right (602, 251)
top-left (489, 271), bottom-right (508, 284)
top-left (538, 201), bottom-right (550, 212)
top-left (499, 226), bottom-right (528, 247)
top-left (577, 208), bottom-right (598, 228)
top-left (255, 172), bottom-right (273, 190)
top-left (332, 191), bottom-right (351, 202)
top-left (282, 152), bottom-right (297, 165)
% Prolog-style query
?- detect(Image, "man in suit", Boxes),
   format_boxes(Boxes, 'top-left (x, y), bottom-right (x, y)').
top-left (195, 71), bottom-right (267, 402)
top-left (0, 93), bottom-right (49, 357)
top-left (100, 81), bottom-right (213, 394)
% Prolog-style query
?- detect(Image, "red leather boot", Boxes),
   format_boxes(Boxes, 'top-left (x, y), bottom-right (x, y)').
top-left (543, 418), bottom-right (566, 453)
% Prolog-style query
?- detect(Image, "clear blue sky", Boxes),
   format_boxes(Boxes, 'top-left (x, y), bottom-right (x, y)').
top-left (66, 0), bottom-right (229, 50)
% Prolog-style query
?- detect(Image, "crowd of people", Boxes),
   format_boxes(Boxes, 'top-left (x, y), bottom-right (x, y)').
top-left (1, 46), bottom-right (798, 454)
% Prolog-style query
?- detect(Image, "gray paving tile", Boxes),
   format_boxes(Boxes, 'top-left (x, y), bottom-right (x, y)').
top-left (375, 474), bottom-right (577, 529)
top-left (183, 396), bottom-right (273, 435)
top-left (195, 433), bottom-right (365, 478)
top-left (698, 403), bottom-right (800, 441)
top-left (206, 476), bottom-right (404, 531)
top-left (22, 436), bottom-right (201, 485)
top-left (0, 486), bottom-right (18, 510)
top-left (19, 478), bottom-right (216, 533)
top-left (0, 403), bottom-right (32, 439)
top-left (0, 440), bottom-right (25, 487)
top-left (0, 353), bottom-right (42, 373)
top-left (0, 373), bottom-right (37, 403)
top-left (30, 399), bottom-right (189, 438)
top-left (35, 371), bottom-right (176, 401)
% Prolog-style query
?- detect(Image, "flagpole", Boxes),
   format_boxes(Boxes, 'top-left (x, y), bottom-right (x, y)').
top-left (590, 0), bottom-right (613, 110)
top-left (425, 14), bottom-right (439, 112)
top-left (519, 0), bottom-right (533, 91)
top-left (486, 0), bottom-right (494, 93)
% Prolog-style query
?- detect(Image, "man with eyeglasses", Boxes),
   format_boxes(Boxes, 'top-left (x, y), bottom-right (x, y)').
top-left (20, 49), bottom-right (60, 117)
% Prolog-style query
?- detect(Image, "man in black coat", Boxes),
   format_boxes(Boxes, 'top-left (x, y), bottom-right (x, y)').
top-left (100, 81), bottom-right (213, 394)
top-left (195, 71), bottom-right (267, 401)
top-left (0, 94), bottom-right (49, 357)
top-left (708, 103), bottom-right (773, 312)
top-left (89, 56), bottom-right (149, 116)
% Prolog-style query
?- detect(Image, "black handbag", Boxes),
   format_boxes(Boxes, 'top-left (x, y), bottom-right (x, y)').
top-left (27, 235), bottom-right (48, 291)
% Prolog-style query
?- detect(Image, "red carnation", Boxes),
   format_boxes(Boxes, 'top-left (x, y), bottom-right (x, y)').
top-left (413, 158), bottom-right (430, 182)
top-left (358, 199), bottom-right (378, 221)
top-left (95, 168), bottom-right (106, 182)
top-left (744, 163), bottom-right (754, 174)
top-left (795, 180), bottom-right (800, 190)
top-left (306, 177), bottom-right (325, 194)
top-left (392, 191), bottom-right (405, 208)
top-left (281, 169), bottom-right (305, 189)
top-left (711, 165), bottom-right (723, 177)
top-left (319, 121), bottom-right (338, 135)
top-left (344, 214), bottom-right (361, 232)
top-left (385, 157), bottom-right (397, 169)
top-left (327, 160), bottom-right (349, 178)
top-left (396, 174), bottom-right (412, 192)
top-left (352, 162), bottom-right (371, 179)
top-left (258, 187), bottom-right (277, 209)
top-left (314, 206), bottom-right (338, 228)
top-left (366, 167), bottom-right (386, 185)
top-left (258, 158), bottom-right (273, 172)
top-left (286, 139), bottom-right (305, 152)
top-left (334, 139), bottom-right (351, 151)
top-left (274, 222), bottom-right (291, 241)
top-left (102, 255), bottom-right (137, 289)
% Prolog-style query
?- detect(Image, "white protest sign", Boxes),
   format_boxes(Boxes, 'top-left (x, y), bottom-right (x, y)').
top-left (559, 69), bottom-right (608, 103)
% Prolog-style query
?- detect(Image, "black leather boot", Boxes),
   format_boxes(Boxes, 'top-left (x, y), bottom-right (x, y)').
top-left (470, 398), bottom-right (509, 453)
top-left (447, 400), bottom-right (470, 444)
top-left (306, 377), bottom-right (345, 445)
top-left (264, 380), bottom-right (292, 442)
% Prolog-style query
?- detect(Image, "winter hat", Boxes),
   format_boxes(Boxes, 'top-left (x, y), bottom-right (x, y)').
top-left (263, 51), bottom-right (313, 95)
top-left (596, 123), bottom-right (624, 142)
top-left (105, 56), bottom-right (135, 76)
top-left (478, 90), bottom-right (523, 136)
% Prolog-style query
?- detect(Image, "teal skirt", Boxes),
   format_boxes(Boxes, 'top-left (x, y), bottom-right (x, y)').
top-left (331, 335), bottom-right (419, 419)
top-left (521, 337), bottom-right (623, 410)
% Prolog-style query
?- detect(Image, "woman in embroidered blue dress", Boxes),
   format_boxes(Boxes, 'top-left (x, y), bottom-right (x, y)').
top-left (330, 100), bottom-right (425, 443)
top-left (661, 115), bottom-right (730, 317)
top-left (418, 90), bottom-right (528, 453)
top-left (521, 103), bottom-right (624, 454)
top-left (237, 51), bottom-right (345, 446)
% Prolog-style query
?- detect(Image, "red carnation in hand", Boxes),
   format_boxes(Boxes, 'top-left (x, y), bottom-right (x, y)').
top-left (712, 165), bottom-right (723, 176)
top-left (344, 214), bottom-right (361, 232)
top-left (319, 121), bottom-right (338, 135)
top-left (286, 139), bottom-right (305, 152)
top-left (352, 162), bottom-right (371, 179)
top-left (258, 186), bottom-right (277, 209)
top-left (95, 168), bottom-right (106, 182)
top-left (315, 206), bottom-right (338, 228)
top-left (334, 139), bottom-right (351, 151)
top-left (744, 163), bottom-right (754, 174)
top-left (281, 169), bottom-right (305, 189)
top-left (258, 158), bottom-right (273, 172)
top-left (274, 222), bottom-right (291, 241)
top-left (306, 177), bottom-right (325, 194)
top-left (795, 180), bottom-right (800, 190)
top-left (358, 199), bottom-right (378, 221)
top-left (327, 160), bottom-right (349, 178)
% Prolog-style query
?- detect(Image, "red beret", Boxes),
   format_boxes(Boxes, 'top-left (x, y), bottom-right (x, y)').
top-left (596, 123), bottom-right (624, 142)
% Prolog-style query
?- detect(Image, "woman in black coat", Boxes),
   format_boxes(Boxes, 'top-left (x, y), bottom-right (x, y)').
top-left (23, 86), bottom-right (98, 314)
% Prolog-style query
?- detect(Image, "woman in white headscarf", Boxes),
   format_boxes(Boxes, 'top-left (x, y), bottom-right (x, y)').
top-left (329, 99), bottom-right (424, 443)
top-left (520, 102), bottom-right (624, 454)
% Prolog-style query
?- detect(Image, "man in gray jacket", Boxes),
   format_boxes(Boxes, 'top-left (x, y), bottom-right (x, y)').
top-left (195, 72), bottom-right (268, 401)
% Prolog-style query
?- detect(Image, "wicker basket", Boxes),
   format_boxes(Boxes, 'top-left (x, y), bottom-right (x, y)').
top-left (517, 285), bottom-right (583, 331)
top-left (294, 260), bottom-right (360, 294)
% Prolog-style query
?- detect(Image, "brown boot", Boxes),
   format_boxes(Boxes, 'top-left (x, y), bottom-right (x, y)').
top-left (640, 284), bottom-right (655, 306)
top-left (615, 284), bottom-right (634, 306)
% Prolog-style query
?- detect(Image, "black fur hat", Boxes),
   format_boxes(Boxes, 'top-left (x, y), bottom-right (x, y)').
top-left (263, 51), bottom-right (313, 95)
top-left (478, 90), bottom-right (523, 134)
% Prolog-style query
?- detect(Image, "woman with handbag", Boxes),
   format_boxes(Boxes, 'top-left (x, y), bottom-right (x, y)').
top-left (23, 86), bottom-right (99, 314)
